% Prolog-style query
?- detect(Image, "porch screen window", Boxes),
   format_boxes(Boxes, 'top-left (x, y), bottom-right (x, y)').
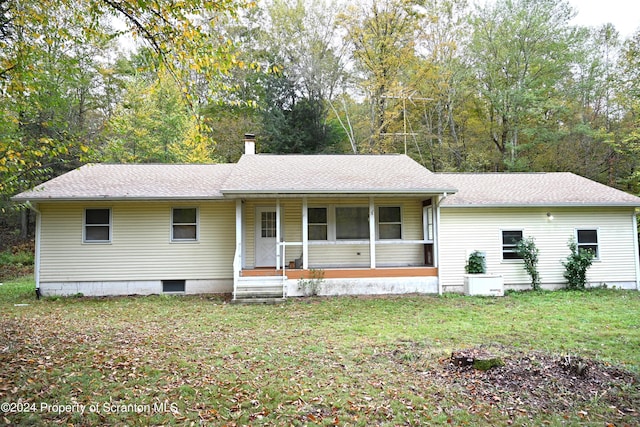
top-left (378, 207), bottom-right (401, 239)
top-left (308, 208), bottom-right (327, 240)
top-left (84, 208), bottom-right (111, 243)
top-left (172, 208), bottom-right (198, 241)
top-left (336, 207), bottom-right (369, 240)
top-left (577, 229), bottom-right (599, 259)
top-left (502, 230), bottom-right (523, 260)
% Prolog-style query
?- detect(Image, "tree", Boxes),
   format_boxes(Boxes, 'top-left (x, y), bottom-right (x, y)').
top-left (1, 0), bottom-right (246, 206)
top-left (340, 0), bottom-right (419, 153)
top-left (613, 29), bottom-right (640, 195)
top-left (468, 0), bottom-right (580, 170)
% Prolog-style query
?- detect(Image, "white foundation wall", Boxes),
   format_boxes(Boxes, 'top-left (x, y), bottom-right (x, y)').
top-left (439, 206), bottom-right (639, 292)
top-left (39, 279), bottom-right (233, 297)
top-left (285, 276), bottom-right (438, 297)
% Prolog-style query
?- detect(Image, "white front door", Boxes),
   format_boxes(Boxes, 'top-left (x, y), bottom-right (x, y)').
top-left (255, 207), bottom-right (277, 267)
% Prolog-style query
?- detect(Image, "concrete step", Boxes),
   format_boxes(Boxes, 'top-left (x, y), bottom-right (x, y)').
top-left (231, 297), bottom-right (286, 305)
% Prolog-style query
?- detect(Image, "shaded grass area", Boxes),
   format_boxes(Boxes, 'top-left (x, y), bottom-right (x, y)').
top-left (0, 242), bottom-right (34, 281)
top-left (1, 277), bottom-right (638, 425)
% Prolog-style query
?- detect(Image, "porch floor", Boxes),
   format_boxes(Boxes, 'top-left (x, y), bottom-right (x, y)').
top-left (241, 266), bottom-right (438, 279)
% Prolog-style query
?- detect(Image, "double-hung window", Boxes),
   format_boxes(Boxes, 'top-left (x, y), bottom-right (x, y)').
top-left (502, 230), bottom-right (523, 260)
top-left (172, 208), bottom-right (198, 241)
top-left (84, 208), bottom-right (111, 243)
top-left (308, 208), bottom-right (328, 240)
top-left (378, 206), bottom-right (402, 239)
top-left (577, 229), bottom-right (599, 259)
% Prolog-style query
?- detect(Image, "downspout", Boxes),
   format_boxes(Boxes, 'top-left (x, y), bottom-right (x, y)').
top-left (633, 210), bottom-right (640, 291)
top-left (26, 201), bottom-right (41, 299)
top-left (435, 192), bottom-right (448, 296)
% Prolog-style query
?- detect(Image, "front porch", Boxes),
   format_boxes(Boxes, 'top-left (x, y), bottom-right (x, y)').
top-left (232, 196), bottom-right (443, 301)
top-left (235, 266), bottom-right (439, 300)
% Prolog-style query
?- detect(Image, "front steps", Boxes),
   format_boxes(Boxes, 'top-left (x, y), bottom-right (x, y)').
top-left (233, 276), bottom-right (285, 303)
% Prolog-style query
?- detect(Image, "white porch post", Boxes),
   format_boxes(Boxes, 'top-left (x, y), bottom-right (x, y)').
top-left (369, 197), bottom-right (376, 269)
top-left (234, 199), bottom-right (243, 299)
top-left (276, 198), bottom-right (281, 270)
top-left (302, 197), bottom-right (309, 269)
top-left (435, 194), bottom-right (446, 295)
top-left (633, 211), bottom-right (640, 290)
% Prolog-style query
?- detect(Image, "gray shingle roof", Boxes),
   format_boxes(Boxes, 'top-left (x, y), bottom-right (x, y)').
top-left (438, 172), bottom-right (640, 207)
top-left (221, 154), bottom-right (456, 195)
top-left (12, 163), bottom-right (236, 201)
top-left (12, 159), bottom-right (640, 207)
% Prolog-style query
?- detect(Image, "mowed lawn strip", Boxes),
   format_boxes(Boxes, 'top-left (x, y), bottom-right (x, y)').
top-left (1, 276), bottom-right (638, 426)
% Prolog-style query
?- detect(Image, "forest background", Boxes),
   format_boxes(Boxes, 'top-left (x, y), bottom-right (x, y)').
top-left (2, 0), bottom-right (640, 223)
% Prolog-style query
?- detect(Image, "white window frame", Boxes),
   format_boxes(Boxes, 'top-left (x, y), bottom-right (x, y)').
top-left (335, 205), bottom-right (370, 240)
top-left (501, 229), bottom-right (523, 261)
top-left (171, 207), bottom-right (199, 242)
top-left (308, 207), bottom-right (328, 241)
top-left (576, 228), bottom-right (600, 260)
top-left (83, 208), bottom-right (112, 243)
top-left (307, 205), bottom-right (405, 242)
top-left (377, 206), bottom-right (403, 240)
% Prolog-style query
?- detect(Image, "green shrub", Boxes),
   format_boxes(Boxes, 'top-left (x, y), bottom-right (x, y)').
top-left (465, 251), bottom-right (486, 274)
top-left (516, 236), bottom-right (541, 291)
top-left (562, 239), bottom-right (595, 290)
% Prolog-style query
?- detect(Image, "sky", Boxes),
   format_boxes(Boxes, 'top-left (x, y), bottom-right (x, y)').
top-left (569, 0), bottom-right (640, 38)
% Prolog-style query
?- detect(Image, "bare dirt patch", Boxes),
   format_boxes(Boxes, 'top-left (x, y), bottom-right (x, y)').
top-left (417, 344), bottom-right (639, 423)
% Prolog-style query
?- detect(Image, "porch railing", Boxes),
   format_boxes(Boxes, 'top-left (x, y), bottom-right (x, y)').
top-left (279, 241), bottom-right (303, 299)
top-left (232, 242), bottom-right (241, 300)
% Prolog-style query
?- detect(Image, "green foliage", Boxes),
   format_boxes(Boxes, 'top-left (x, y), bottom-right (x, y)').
top-left (562, 238), bottom-right (595, 290)
top-left (465, 251), bottom-right (486, 274)
top-left (516, 236), bottom-right (541, 291)
top-left (297, 269), bottom-right (325, 296)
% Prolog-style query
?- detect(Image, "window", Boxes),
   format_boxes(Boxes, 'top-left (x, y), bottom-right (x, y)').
top-left (336, 207), bottom-right (369, 240)
top-left (502, 230), bottom-right (523, 260)
top-left (172, 208), bottom-right (198, 241)
top-left (163, 280), bottom-right (185, 293)
top-left (261, 211), bottom-right (276, 238)
top-left (308, 208), bottom-right (327, 240)
top-left (577, 229), bottom-right (599, 259)
top-left (378, 206), bottom-right (402, 239)
top-left (84, 208), bottom-right (111, 243)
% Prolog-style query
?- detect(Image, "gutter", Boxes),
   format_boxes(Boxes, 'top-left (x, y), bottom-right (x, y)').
top-left (25, 201), bottom-right (42, 299)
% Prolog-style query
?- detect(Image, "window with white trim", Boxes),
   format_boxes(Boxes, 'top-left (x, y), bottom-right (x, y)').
top-left (378, 206), bottom-right (402, 239)
top-left (577, 229), bottom-right (599, 259)
top-left (172, 208), bottom-right (198, 241)
top-left (502, 230), bottom-right (523, 260)
top-left (84, 208), bottom-right (111, 243)
top-left (308, 207), bottom-right (328, 240)
top-left (336, 207), bottom-right (369, 240)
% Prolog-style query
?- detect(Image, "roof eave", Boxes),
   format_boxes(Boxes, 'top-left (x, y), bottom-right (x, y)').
top-left (11, 196), bottom-right (227, 202)
top-left (221, 188), bottom-right (458, 198)
top-left (441, 202), bottom-right (640, 208)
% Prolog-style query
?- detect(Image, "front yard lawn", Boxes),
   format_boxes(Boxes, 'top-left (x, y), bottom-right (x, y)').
top-left (1, 277), bottom-right (638, 426)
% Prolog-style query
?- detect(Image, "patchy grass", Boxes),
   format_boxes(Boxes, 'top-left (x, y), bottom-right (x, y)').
top-left (0, 242), bottom-right (34, 281)
top-left (1, 278), bottom-right (639, 426)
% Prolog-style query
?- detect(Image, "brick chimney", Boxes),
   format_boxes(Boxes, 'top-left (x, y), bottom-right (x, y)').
top-left (244, 133), bottom-right (255, 155)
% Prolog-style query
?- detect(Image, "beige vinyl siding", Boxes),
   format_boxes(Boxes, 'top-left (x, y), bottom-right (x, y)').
top-left (439, 207), bottom-right (638, 291)
top-left (243, 197), bottom-right (427, 268)
top-left (39, 201), bottom-right (235, 282)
